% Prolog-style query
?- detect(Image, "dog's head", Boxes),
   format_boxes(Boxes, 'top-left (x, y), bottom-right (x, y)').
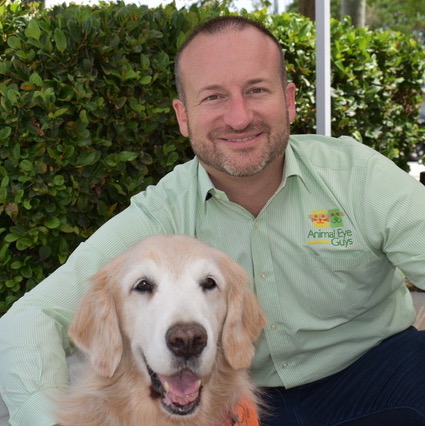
top-left (69, 234), bottom-right (266, 418)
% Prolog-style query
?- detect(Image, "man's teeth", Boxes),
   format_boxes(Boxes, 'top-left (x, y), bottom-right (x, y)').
top-left (226, 135), bottom-right (256, 142)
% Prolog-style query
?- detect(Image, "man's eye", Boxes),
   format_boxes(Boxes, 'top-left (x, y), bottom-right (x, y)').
top-left (204, 94), bottom-right (221, 102)
top-left (248, 87), bottom-right (267, 94)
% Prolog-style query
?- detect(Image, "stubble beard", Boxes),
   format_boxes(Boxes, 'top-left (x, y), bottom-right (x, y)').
top-left (188, 120), bottom-right (290, 178)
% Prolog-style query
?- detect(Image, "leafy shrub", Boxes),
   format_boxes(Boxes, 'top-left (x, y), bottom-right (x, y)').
top-left (263, 12), bottom-right (425, 168)
top-left (0, 1), bottom-right (424, 313)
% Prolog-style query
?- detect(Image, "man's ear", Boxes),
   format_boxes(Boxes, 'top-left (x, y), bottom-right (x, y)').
top-left (172, 99), bottom-right (189, 137)
top-left (285, 82), bottom-right (296, 123)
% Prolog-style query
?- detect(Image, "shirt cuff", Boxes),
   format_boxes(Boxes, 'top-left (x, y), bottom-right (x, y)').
top-left (10, 391), bottom-right (58, 426)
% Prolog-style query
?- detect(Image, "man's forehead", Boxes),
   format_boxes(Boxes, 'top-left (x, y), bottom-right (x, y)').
top-left (179, 26), bottom-right (276, 63)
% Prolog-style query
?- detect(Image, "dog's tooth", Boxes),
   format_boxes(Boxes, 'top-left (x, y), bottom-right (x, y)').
top-left (163, 381), bottom-right (170, 392)
top-left (196, 379), bottom-right (201, 388)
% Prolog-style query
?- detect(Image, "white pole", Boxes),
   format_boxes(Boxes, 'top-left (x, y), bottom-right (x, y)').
top-left (315, 0), bottom-right (331, 136)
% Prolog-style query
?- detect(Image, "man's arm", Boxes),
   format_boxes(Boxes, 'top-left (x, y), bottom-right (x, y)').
top-left (361, 152), bottom-right (425, 288)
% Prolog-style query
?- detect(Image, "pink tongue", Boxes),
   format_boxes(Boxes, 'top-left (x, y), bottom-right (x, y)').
top-left (158, 369), bottom-right (201, 405)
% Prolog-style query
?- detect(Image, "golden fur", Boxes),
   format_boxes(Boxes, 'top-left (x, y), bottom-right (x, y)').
top-left (56, 235), bottom-right (266, 425)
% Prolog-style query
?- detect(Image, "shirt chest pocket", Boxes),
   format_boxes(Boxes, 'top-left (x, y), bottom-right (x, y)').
top-left (284, 251), bottom-right (395, 322)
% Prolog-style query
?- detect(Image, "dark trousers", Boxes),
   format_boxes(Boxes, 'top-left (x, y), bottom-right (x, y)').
top-left (260, 327), bottom-right (425, 425)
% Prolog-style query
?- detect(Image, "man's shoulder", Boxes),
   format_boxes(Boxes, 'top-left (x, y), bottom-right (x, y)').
top-left (289, 134), bottom-right (374, 154)
top-left (130, 158), bottom-right (201, 209)
top-left (155, 157), bottom-right (200, 189)
top-left (289, 134), bottom-right (378, 169)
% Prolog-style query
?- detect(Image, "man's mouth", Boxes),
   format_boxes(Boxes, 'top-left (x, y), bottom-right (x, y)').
top-left (209, 122), bottom-right (269, 144)
top-left (224, 134), bottom-right (260, 143)
top-left (147, 362), bottom-right (202, 416)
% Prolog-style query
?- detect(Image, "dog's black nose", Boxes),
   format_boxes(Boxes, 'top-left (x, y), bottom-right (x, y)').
top-left (166, 323), bottom-right (207, 359)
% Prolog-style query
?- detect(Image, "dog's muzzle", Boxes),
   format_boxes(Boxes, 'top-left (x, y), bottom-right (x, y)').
top-left (147, 360), bottom-right (203, 416)
top-left (147, 322), bottom-right (208, 416)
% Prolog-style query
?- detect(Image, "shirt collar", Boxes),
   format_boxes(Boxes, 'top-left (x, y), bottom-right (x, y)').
top-left (281, 137), bottom-right (306, 187)
top-left (196, 137), bottom-right (307, 207)
top-left (196, 158), bottom-right (217, 205)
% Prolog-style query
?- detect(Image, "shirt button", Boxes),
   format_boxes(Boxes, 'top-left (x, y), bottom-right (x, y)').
top-left (253, 221), bottom-right (260, 228)
top-left (281, 362), bottom-right (288, 368)
top-left (214, 194), bottom-right (222, 200)
top-left (260, 273), bottom-right (268, 279)
top-left (270, 323), bottom-right (278, 330)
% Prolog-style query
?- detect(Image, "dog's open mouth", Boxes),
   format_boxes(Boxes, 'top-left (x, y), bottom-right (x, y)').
top-left (148, 364), bottom-right (202, 416)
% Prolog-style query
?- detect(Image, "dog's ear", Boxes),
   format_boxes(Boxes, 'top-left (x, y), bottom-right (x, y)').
top-left (220, 257), bottom-right (266, 370)
top-left (68, 266), bottom-right (123, 378)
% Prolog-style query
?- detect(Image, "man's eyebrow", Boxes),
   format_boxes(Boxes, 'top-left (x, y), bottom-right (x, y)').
top-left (198, 84), bottom-right (224, 93)
top-left (246, 78), bottom-right (271, 86)
top-left (198, 78), bottom-right (272, 94)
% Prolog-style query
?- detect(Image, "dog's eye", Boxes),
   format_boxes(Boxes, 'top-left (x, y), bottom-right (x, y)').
top-left (133, 279), bottom-right (154, 293)
top-left (200, 277), bottom-right (217, 291)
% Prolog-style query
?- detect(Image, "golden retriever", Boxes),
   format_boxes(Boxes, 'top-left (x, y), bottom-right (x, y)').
top-left (56, 234), bottom-right (266, 426)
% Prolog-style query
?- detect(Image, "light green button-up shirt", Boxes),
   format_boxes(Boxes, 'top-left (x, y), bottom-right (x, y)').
top-left (1, 134), bottom-right (425, 425)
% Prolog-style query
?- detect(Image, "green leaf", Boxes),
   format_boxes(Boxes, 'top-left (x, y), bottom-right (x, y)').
top-left (0, 243), bottom-right (11, 262)
top-left (44, 217), bottom-right (61, 229)
top-left (22, 199), bottom-right (32, 210)
top-left (59, 224), bottom-right (79, 234)
top-left (25, 19), bottom-right (41, 41)
top-left (16, 49), bottom-right (36, 62)
top-left (16, 238), bottom-right (33, 250)
top-left (0, 127), bottom-right (11, 140)
top-left (79, 109), bottom-right (88, 124)
top-left (10, 260), bottom-right (23, 270)
top-left (4, 233), bottom-right (19, 243)
top-left (7, 36), bottom-right (21, 49)
top-left (75, 150), bottom-right (101, 167)
top-left (140, 75), bottom-right (152, 85)
top-left (166, 151), bottom-right (179, 166)
top-left (20, 160), bottom-right (33, 173)
top-left (50, 107), bottom-right (69, 118)
top-left (53, 175), bottom-right (65, 186)
top-left (1, 176), bottom-right (9, 187)
top-left (118, 151), bottom-right (138, 162)
top-left (21, 265), bottom-right (33, 279)
top-left (5, 279), bottom-right (17, 288)
top-left (176, 31), bottom-right (186, 50)
top-left (6, 88), bottom-right (19, 104)
top-left (54, 28), bottom-right (67, 53)
top-left (29, 72), bottom-right (43, 87)
top-left (67, 19), bottom-right (82, 43)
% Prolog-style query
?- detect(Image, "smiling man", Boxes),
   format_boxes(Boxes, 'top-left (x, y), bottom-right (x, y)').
top-left (1, 15), bottom-right (425, 426)
top-left (173, 20), bottom-right (296, 217)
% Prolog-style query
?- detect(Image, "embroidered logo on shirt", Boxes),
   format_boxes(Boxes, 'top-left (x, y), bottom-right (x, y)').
top-left (307, 208), bottom-right (353, 247)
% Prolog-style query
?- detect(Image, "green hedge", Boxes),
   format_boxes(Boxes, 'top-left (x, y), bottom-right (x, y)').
top-left (0, 1), bottom-right (424, 313)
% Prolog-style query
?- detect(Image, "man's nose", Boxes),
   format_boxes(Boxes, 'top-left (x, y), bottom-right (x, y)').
top-left (223, 95), bottom-right (253, 131)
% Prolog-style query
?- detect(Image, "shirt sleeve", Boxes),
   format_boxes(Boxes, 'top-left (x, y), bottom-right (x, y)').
top-left (0, 201), bottom-right (166, 425)
top-left (361, 152), bottom-right (425, 288)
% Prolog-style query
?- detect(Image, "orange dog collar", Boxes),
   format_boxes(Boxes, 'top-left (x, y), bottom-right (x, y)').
top-left (232, 399), bottom-right (260, 426)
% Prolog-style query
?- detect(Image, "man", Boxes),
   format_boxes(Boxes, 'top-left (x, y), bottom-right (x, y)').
top-left (1, 15), bottom-right (425, 425)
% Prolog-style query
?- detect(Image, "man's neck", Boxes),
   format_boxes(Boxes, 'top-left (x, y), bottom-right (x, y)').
top-left (203, 155), bottom-right (284, 217)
